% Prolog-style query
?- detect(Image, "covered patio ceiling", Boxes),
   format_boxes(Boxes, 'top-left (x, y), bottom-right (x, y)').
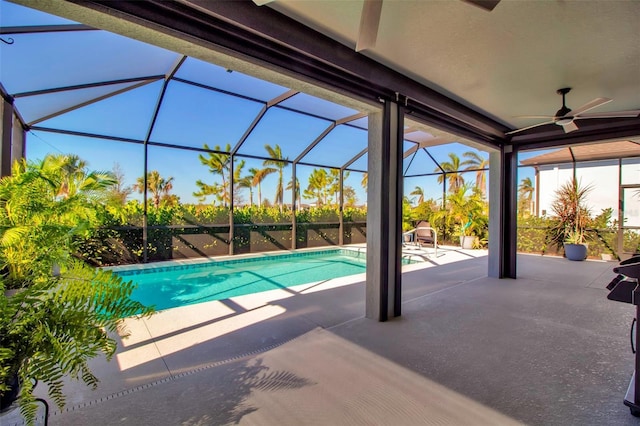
top-left (265, 0), bottom-right (640, 150)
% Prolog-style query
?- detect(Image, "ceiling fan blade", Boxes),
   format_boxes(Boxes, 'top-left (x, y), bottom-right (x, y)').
top-left (356, 0), bottom-right (383, 52)
top-left (461, 0), bottom-right (501, 11)
top-left (505, 120), bottom-right (555, 135)
top-left (514, 115), bottom-right (556, 119)
top-left (252, 0), bottom-right (275, 5)
top-left (561, 121), bottom-right (579, 133)
top-left (575, 109), bottom-right (640, 119)
top-left (570, 97), bottom-right (612, 117)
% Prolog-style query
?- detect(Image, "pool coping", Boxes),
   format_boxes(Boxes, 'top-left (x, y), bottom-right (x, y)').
top-left (103, 244), bottom-right (425, 274)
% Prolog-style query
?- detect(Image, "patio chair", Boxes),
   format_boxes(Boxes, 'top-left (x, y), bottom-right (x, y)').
top-left (415, 221), bottom-right (437, 250)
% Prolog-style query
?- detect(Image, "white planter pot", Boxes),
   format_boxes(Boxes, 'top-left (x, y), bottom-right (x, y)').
top-left (460, 235), bottom-right (475, 249)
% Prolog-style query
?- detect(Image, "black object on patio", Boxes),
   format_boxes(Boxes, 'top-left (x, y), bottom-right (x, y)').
top-left (607, 255), bottom-right (640, 417)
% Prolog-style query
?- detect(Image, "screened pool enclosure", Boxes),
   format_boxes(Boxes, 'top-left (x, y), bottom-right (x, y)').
top-left (0, 1), bottom-right (496, 264)
top-left (2, 1), bottom-right (638, 266)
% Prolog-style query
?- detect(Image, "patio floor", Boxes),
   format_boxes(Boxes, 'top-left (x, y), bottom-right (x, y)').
top-left (7, 249), bottom-right (640, 425)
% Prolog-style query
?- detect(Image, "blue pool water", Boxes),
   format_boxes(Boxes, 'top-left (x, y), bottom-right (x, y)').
top-left (114, 249), bottom-right (383, 311)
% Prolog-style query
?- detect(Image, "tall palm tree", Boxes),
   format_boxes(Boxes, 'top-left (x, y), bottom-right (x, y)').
top-left (436, 153), bottom-right (465, 193)
top-left (231, 159), bottom-right (246, 206)
top-left (518, 177), bottom-right (535, 215)
top-left (251, 167), bottom-right (274, 207)
top-left (134, 170), bottom-right (174, 208)
top-left (240, 167), bottom-right (261, 207)
top-left (38, 154), bottom-right (116, 200)
top-left (327, 169), bottom-right (349, 206)
top-left (304, 168), bottom-right (329, 206)
top-left (410, 186), bottom-right (425, 205)
top-left (106, 162), bottom-right (132, 206)
top-left (263, 144), bottom-right (289, 210)
top-left (462, 151), bottom-right (489, 197)
top-left (343, 185), bottom-right (357, 207)
top-left (286, 177), bottom-right (301, 207)
top-left (194, 143), bottom-right (231, 206)
top-left (237, 176), bottom-right (255, 207)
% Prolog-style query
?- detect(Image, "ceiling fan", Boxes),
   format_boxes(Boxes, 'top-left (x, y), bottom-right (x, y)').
top-left (506, 88), bottom-right (640, 135)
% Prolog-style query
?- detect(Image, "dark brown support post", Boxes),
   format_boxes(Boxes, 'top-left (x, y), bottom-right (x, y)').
top-left (1, 96), bottom-right (14, 177)
top-left (291, 162), bottom-right (297, 250)
top-left (229, 155), bottom-right (235, 256)
top-left (489, 144), bottom-right (518, 278)
top-left (339, 168), bottom-right (344, 246)
top-left (366, 100), bottom-right (403, 321)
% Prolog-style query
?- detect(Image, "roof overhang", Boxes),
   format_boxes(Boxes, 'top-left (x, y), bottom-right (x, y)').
top-left (520, 141), bottom-right (640, 167)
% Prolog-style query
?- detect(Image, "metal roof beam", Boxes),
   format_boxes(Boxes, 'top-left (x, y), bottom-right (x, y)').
top-left (293, 122), bottom-right (336, 164)
top-left (231, 105), bottom-right (267, 155)
top-left (511, 118), bottom-right (640, 151)
top-left (342, 147), bottom-right (367, 170)
top-left (28, 79), bottom-right (158, 126)
top-left (0, 24), bottom-right (97, 34)
top-left (267, 89), bottom-right (297, 107)
top-left (12, 76), bottom-right (164, 98)
top-left (231, 89), bottom-right (298, 155)
top-left (336, 112), bottom-right (367, 125)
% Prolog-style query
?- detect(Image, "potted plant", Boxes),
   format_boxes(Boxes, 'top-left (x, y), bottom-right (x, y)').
top-left (0, 155), bottom-right (153, 425)
top-left (546, 177), bottom-right (593, 261)
top-left (564, 227), bottom-right (588, 261)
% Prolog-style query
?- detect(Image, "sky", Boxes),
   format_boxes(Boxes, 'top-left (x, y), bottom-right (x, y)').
top-left (1, 0), bottom-right (537, 208)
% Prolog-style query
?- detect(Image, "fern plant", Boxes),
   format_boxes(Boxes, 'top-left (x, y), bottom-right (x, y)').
top-left (0, 155), bottom-right (153, 424)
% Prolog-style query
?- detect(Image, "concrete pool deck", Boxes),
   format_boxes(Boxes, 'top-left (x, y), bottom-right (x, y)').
top-left (7, 247), bottom-right (638, 425)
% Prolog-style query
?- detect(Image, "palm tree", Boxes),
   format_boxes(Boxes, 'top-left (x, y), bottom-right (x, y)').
top-left (251, 167), bottom-right (274, 207)
top-left (518, 177), bottom-right (535, 216)
top-left (410, 186), bottom-right (425, 205)
top-left (286, 177), bottom-right (301, 207)
top-left (327, 169), bottom-right (349, 206)
top-left (194, 143), bottom-right (230, 206)
top-left (343, 185), bottom-right (357, 207)
top-left (106, 162), bottom-right (132, 206)
top-left (232, 159), bottom-right (246, 206)
top-left (237, 176), bottom-right (255, 207)
top-left (462, 151), bottom-right (489, 197)
top-left (304, 168), bottom-right (329, 206)
top-left (361, 173), bottom-right (368, 191)
top-left (436, 153), bottom-right (465, 193)
top-left (134, 170), bottom-right (174, 208)
top-left (263, 144), bottom-right (289, 210)
top-left (38, 154), bottom-right (116, 200)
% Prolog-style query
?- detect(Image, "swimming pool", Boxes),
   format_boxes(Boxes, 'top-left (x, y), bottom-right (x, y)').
top-left (113, 249), bottom-right (405, 311)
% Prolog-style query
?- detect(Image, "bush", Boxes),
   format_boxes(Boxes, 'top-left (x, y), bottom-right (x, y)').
top-left (0, 156), bottom-right (153, 424)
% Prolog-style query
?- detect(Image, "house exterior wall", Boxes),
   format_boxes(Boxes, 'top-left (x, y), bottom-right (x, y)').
top-left (622, 158), bottom-right (640, 228)
top-left (537, 158), bottom-right (640, 226)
